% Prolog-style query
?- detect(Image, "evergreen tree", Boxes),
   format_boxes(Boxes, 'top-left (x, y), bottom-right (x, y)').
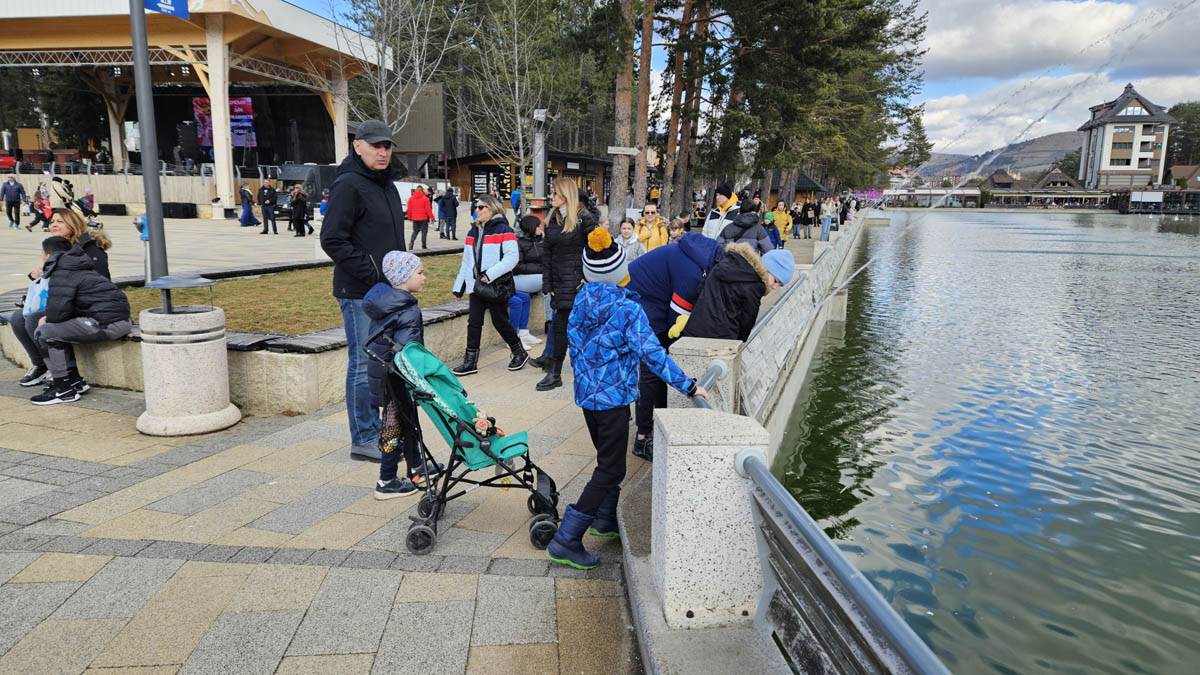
top-left (1167, 101), bottom-right (1200, 167)
top-left (1057, 148), bottom-right (1081, 180)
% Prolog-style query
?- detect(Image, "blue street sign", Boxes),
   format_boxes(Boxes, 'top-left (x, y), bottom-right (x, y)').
top-left (145, 0), bottom-right (189, 19)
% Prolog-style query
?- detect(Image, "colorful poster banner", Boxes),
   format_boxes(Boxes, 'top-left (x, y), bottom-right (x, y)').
top-left (191, 97), bottom-right (257, 148)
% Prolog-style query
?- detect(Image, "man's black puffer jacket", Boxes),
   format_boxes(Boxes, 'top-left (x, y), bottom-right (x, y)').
top-left (320, 153), bottom-right (408, 299)
top-left (43, 248), bottom-right (131, 325)
top-left (681, 242), bottom-right (771, 341)
top-left (541, 200), bottom-right (599, 310)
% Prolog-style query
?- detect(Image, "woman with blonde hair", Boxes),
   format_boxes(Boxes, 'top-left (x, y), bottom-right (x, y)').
top-left (532, 177), bottom-right (599, 390)
top-left (10, 207), bottom-right (112, 388)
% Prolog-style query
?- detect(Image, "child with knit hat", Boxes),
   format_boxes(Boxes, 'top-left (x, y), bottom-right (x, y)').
top-left (547, 228), bottom-right (708, 570)
top-left (363, 251), bottom-right (439, 499)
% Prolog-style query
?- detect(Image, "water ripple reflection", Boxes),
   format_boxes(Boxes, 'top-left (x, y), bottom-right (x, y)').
top-left (774, 211), bottom-right (1200, 674)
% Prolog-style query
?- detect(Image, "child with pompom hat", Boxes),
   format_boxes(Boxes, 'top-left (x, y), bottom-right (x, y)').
top-left (546, 228), bottom-right (708, 570)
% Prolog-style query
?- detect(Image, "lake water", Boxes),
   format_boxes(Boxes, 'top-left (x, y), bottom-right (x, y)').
top-left (773, 210), bottom-right (1200, 675)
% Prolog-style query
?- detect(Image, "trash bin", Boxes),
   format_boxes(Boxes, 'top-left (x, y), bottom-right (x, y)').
top-left (135, 277), bottom-right (241, 436)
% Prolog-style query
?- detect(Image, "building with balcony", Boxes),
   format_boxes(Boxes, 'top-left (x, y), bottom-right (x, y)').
top-left (1078, 83), bottom-right (1177, 189)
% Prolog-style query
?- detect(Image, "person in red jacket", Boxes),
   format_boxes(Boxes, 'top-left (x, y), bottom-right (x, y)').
top-left (406, 185), bottom-right (434, 250)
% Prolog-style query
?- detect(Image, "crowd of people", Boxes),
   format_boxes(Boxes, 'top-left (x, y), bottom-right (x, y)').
top-left (317, 120), bottom-right (806, 570)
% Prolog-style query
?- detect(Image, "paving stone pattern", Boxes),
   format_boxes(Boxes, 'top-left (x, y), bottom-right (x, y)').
top-left (0, 357), bottom-right (643, 673)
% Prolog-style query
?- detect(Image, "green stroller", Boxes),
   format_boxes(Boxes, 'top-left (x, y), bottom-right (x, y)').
top-left (368, 338), bottom-right (561, 555)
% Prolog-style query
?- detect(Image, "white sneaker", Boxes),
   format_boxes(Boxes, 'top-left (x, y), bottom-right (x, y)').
top-left (518, 329), bottom-right (542, 346)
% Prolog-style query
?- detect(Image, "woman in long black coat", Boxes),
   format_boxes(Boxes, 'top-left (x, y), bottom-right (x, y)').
top-left (532, 177), bottom-right (598, 390)
top-left (290, 187), bottom-right (311, 237)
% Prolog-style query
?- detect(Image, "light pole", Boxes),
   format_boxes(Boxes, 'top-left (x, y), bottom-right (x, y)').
top-left (129, 0), bottom-right (170, 295)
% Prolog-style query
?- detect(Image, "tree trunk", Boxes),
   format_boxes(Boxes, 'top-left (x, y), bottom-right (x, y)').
top-left (607, 0), bottom-right (636, 228)
top-left (631, 0), bottom-right (655, 210)
top-left (780, 168), bottom-right (798, 207)
top-left (672, 2), bottom-right (708, 218)
top-left (657, 0), bottom-right (693, 216)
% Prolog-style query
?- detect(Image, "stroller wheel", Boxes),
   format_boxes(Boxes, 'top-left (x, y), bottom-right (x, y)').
top-left (527, 493), bottom-right (558, 517)
top-left (417, 494), bottom-right (437, 520)
top-left (529, 518), bottom-right (557, 550)
top-left (406, 524), bottom-right (437, 555)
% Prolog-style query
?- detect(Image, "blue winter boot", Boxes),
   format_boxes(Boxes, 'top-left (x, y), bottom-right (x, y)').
top-left (587, 487), bottom-right (620, 538)
top-left (547, 505), bottom-right (601, 570)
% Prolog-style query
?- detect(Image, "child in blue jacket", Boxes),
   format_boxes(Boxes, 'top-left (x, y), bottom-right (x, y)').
top-left (548, 228), bottom-right (708, 570)
top-left (364, 251), bottom-right (438, 499)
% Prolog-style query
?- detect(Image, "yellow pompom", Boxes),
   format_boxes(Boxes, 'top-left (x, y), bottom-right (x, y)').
top-left (587, 227), bottom-right (613, 252)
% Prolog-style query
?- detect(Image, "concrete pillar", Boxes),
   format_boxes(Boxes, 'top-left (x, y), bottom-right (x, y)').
top-left (137, 306), bottom-right (241, 436)
top-left (332, 74), bottom-right (349, 163)
top-left (651, 408), bottom-right (769, 629)
top-left (206, 15), bottom-right (235, 210)
top-left (103, 98), bottom-right (127, 172)
top-left (666, 337), bottom-right (740, 413)
top-left (829, 288), bottom-right (848, 322)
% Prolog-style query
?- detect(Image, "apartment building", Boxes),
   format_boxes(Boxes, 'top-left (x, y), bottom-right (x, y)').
top-left (1078, 83), bottom-right (1177, 189)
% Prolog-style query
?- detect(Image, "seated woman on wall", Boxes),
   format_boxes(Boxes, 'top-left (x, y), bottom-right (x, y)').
top-left (10, 208), bottom-right (112, 388)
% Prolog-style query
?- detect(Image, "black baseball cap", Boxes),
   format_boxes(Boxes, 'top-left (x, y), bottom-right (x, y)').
top-left (353, 119), bottom-right (395, 144)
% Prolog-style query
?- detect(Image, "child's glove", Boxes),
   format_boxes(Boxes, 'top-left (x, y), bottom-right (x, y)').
top-left (667, 314), bottom-right (689, 339)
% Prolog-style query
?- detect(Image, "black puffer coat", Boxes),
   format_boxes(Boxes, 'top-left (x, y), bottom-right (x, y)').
top-left (681, 242), bottom-right (772, 341)
top-left (75, 233), bottom-right (111, 280)
top-left (541, 200), bottom-right (599, 310)
top-left (43, 248), bottom-right (131, 325)
top-left (718, 212), bottom-right (772, 255)
top-left (514, 216), bottom-right (544, 277)
top-left (319, 153), bottom-right (408, 299)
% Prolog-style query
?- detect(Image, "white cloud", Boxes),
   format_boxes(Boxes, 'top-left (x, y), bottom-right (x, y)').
top-left (922, 73), bottom-right (1200, 155)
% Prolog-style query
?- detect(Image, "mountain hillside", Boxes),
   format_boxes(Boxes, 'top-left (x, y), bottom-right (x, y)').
top-left (918, 131), bottom-right (1082, 178)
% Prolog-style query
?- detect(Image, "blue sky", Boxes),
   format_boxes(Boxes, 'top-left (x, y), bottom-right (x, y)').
top-left (290, 0), bottom-right (1200, 155)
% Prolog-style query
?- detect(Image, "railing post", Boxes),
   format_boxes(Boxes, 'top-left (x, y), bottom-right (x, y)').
top-left (651, 408), bottom-right (770, 628)
top-left (666, 338), bottom-right (740, 413)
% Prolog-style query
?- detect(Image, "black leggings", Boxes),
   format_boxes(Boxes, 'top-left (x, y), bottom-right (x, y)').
top-left (380, 384), bottom-right (422, 483)
top-left (575, 406), bottom-right (630, 515)
top-left (551, 305), bottom-right (570, 363)
top-left (467, 293), bottom-right (520, 350)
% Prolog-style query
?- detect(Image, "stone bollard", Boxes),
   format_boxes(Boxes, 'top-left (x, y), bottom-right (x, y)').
top-left (137, 306), bottom-right (241, 436)
top-left (651, 408), bottom-right (770, 629)
top-left (665, 337), bottom-right (740, 413)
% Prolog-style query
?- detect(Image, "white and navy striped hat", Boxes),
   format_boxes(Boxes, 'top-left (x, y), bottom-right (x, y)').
top-left (582, 228), bottom-right (630, 285)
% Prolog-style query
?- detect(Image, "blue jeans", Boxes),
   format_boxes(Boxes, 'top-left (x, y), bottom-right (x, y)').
top-left (507, 292), bottom-right (531, 331)
top-left (339, 298), bottom-right (380, 448)
top-left (820, 216), bottom-right (831, 241)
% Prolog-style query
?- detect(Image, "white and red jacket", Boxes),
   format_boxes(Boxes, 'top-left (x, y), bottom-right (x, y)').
top-left (453, 214), bottom-right (519, 295)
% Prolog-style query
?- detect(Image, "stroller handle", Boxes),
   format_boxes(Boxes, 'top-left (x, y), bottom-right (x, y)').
top-left (362, 325), bottom-right (395, 365)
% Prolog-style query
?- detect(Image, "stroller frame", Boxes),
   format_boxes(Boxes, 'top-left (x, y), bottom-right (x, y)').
top-left (365, 331), bottom-right (561, 555)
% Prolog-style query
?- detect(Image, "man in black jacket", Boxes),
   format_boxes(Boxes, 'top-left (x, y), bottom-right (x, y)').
top-left (257, 179), bottom-right (278, 234)
top-left (31, 237), bottom-right (132, 405)
top-left (319, 119), bottom-right (408, 461)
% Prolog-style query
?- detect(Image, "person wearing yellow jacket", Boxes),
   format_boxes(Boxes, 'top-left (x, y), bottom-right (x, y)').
top-left (771, 201), bottom-right (792, 249)
top-left (635, 204), bottom-right (669, 251)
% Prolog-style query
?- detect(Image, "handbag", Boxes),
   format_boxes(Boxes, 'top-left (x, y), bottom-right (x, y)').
top-left (470, 227), bottom-right (514, 303)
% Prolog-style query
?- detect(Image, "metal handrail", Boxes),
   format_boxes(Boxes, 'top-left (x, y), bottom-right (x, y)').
top-left (689, 359), bottom-right (730, 410)
top-left (735, 449), bottom-right (949, 675)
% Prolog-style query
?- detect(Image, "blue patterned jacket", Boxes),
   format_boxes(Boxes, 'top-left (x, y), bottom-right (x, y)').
top-left (567, 282), bottom-right (696, 411)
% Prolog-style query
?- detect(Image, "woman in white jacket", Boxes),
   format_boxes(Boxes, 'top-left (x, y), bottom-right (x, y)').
top-left (450, 194), bottom-right (527, 375)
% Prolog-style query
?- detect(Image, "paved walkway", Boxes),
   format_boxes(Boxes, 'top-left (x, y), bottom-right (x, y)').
top-left (0, 350), bottom-right (643, 674)
top-left (0, 217), bottom-right (462, 288)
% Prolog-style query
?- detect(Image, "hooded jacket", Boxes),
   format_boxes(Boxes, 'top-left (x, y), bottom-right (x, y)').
top-left (718, 212), bottom-right (773, 255)
top-left (702, 194), bottom-right (740, 239)
top-left (625, 232), bottom-right (723, 335)
top-left (513, 215), bottom-right (544, 277)
top-left (407, 187), bottom-right (434, 222)
top-left (42, 248), bottom-right (131, 326)
top-left (453, 213), bottom-right (519, 296)
top-left (320, 153), bottom-right (409, 299)
top-left (567, 282), bottom-right (696, 410)
top-left (1, 179), bottom-right (26, 202)
top-left (681, 242), bottom-right (773, 341)
top-left (363, 282), bottom-right (424, 407)
top-left (541, 200), bottom-right (600, 310)
top-left (436, 191), bottom-right (459, 221)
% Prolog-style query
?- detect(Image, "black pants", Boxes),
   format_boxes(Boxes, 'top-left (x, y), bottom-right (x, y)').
top-left (635, 331), bottom-right (674, 438)
top-left (551, 305), bottom-right (570, 366)
top-left (576, 406), bottom-right (630, 515)
top-left (29, 211), bottom-right (50, 229)
top-left (410, 220), bottom-right (429, 249)
top-left (260, 206), bottom-right (276, 234)
top-left (6, 201), bottom-right (20, 225)
top-left (467, 293), bottom-right (519, 350)
top-left (446, 218), bottom-right (457, 239)
top-left (292, 218), bottom-right (306, 236)
top-left (380, 384), bottom-right (422, 483)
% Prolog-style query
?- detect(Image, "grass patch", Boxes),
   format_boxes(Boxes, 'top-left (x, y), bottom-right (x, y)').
top-left (125, 253), bottom-right (464, 334)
